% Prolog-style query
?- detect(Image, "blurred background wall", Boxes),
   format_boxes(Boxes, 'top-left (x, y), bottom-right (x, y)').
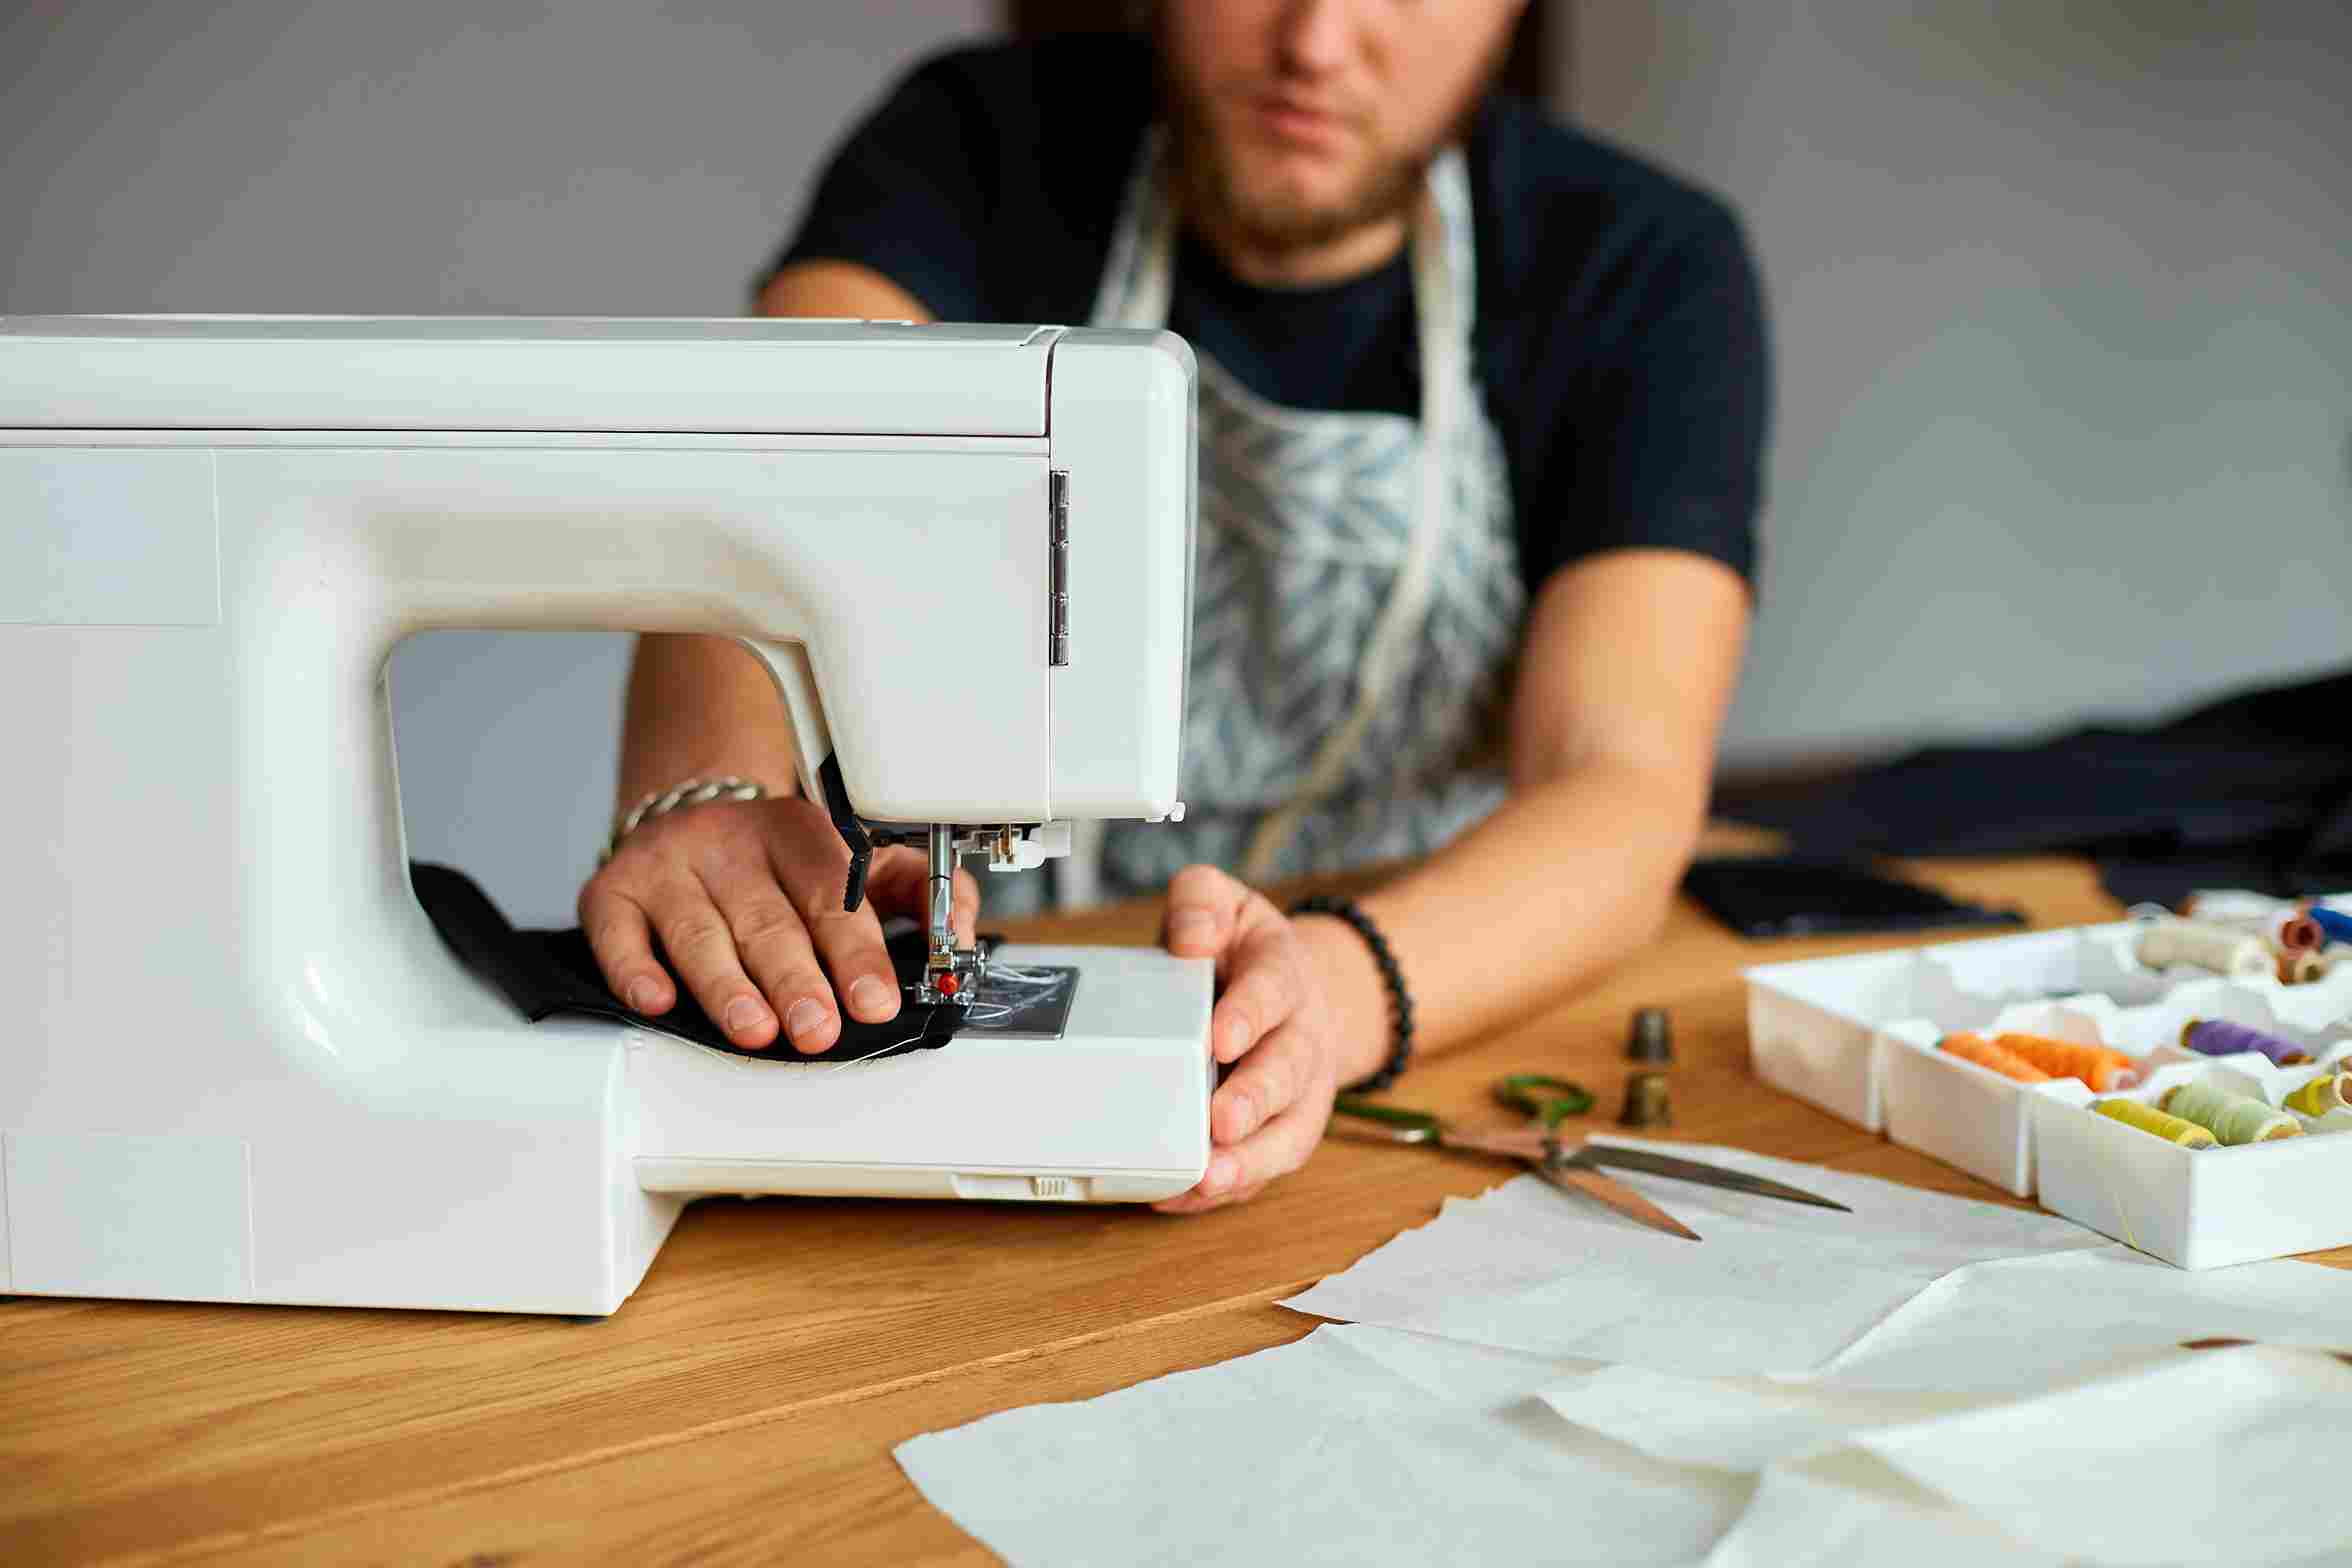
top-left (1569, 2), bottom-right (2352, 777)
top-left (5, 1), bottom-right (2345, 922)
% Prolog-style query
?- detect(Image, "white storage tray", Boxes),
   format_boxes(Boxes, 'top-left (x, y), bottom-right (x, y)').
top-left (2031, 1051), bottom-right (2352, 1269)
top-left (1743, 911), bottom-right (2352, 1266)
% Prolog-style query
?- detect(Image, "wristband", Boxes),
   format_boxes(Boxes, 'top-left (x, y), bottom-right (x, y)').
top-left (1289, 894), bottom-right (1414, 1093)
top-left (600, 775), bottom-right (765, 865)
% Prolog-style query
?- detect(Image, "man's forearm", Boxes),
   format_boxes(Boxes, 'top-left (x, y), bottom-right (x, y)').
top-left (616, 633), bottom-right (805, 810)
top-left (1322, 757), bottom-right (1708, 1080)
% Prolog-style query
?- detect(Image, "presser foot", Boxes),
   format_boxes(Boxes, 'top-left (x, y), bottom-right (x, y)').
top-left (916, 945), bottom-right (988, 1009)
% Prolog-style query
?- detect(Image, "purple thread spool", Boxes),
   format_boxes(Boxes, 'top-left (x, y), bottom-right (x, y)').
top-left (2180, 1018), bottom-right (2309, 1066)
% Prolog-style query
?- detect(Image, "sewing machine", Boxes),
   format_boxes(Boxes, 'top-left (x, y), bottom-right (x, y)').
top-left (0, 316), bottom-right (1211, 1316)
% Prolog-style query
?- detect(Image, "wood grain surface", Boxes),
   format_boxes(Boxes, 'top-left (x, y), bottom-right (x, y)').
top-left (6, 848), bottom-right (2344, 1566)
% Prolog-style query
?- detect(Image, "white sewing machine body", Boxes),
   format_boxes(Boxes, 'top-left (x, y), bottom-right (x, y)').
top-left (0, 316), bottom-right (1209, 1315)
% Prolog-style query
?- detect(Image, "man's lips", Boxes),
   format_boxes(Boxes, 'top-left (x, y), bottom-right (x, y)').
top-left (1248, 93), bottom-right (1353, 151)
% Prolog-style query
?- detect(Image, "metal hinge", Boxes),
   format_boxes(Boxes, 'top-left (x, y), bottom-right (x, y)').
top-left (1048, 468), bottom-right (1070, 666)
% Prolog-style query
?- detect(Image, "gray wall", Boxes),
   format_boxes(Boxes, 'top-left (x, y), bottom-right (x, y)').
top-left (1565, 1), bottom-right (2352, 772)
top-left (2, 1), bottom-right (991, 925)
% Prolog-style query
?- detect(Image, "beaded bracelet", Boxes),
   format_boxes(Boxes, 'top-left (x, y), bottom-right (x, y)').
top-left (1290, 894), bottom-right (1414, 1093)
top-left (600, 776), bottom-right (766, 865)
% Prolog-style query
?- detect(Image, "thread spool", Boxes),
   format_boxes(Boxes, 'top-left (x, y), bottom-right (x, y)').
top-left (2092, 1098), bottom-right (2216, 1149)
top-left (2180, 1018), bottom-right (2311, 1067)
top-left (2277, 913), bottom-right (2325, 952)
top-left (2308, 907), bottom-right (2352, 947)
top-left (1989, 1032), bottom-right (2139, 1091)
top-left (1939, 1032), bottom-right (2050, 1083)
top-left (2284, 1073), bottom-right (2352, 1119)
top-left (2160, 1082), bottom-right (2302, 1145)
top-left (2286, 950), bottom-right (2335, 986)
top-left (2135, 920), bottom-right (2275, 980)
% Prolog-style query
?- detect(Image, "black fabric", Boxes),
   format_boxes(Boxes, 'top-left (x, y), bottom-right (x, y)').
top-left (410, 862), bottom-right (964, 1064)
top-left (1725, 670), bottom-right (2352, 907)
top-left (760, 35), bottom-right (1769, 593)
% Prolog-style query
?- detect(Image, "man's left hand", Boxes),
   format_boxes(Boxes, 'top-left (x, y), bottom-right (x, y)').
top-left (1151, 865), bottom-right (1386, 1213)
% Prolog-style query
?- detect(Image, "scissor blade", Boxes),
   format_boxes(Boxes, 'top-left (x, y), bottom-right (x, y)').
top-left (1572, 1145), bottom-right (1851, 1212)
top-left (1534, 1159), bottom-right (1702, 1241)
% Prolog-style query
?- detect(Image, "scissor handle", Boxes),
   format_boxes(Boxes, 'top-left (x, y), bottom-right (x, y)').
top-left (1332, 1095), bottom-right (1442, 1140)
top-left (1494, 1074), bottom-right (1594, 1127)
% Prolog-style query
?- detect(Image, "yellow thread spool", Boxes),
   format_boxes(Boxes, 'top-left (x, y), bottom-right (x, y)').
top-left (2160, 1082), bottom-right (2302, 1145)
top-left (2092, 1098), bottom-right (2216, 1149)
top-left (2284, 1072), bottom-right (2352, 1119)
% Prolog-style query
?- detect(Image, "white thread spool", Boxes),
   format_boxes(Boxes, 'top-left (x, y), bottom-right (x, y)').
top-left (2135, 919), bottom-right (2275, 980)
top-left (2288, 949), bottom-right (2336, 985)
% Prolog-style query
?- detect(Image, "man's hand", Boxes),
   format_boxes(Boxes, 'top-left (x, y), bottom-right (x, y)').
top-left (579, 796), bottom-right (978, 1054)
top-left (1152, 865), bottom-right (1389, 1213)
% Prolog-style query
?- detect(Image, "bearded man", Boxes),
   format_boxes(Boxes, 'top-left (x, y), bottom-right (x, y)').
top-left (582, 1), bottom-right (1770, 1212)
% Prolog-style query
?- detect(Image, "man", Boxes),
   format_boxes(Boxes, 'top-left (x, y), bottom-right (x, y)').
top-left (580, 1), bottom-right (1767, 1213)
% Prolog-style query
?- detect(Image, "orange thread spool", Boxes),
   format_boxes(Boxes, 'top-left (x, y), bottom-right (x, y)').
top-left (1939, 1032), bottom-right (2053, 1084)
top-left (1990, 1032), bottom-right (2138, 1091)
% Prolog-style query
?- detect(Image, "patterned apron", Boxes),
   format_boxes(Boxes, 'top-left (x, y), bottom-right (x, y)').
top-left (1022, 133), bottom-right (1527, 914)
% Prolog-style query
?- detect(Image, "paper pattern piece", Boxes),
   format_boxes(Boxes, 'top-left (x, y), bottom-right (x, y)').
top-left (1813, 1242), bottom-right (2352, 1393)
top-left (899, 1141), bottom-right (2352, 1565)
top-left (897, 1323), bottom-right (1749, 1568)
top-left (1281, 1141), bottom-right (2101, 1375)
top-left (1554, 1345), bottom-right (2352, 1567)
top-left (1702, 1464), bottom-right (2064, 1568)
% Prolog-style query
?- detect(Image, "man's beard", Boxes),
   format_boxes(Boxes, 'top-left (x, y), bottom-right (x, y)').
top-left (1163, 88), bottom-right (1434, 257)
top-left (1162, 86), bottom-right (1433, 258)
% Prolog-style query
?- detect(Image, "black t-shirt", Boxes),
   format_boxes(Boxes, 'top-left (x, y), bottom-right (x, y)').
top-left (763, 36), bottom-right (1769, 592)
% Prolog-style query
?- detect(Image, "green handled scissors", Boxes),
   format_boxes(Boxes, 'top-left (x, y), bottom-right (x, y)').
top-left (1332, 1077), bottom-right (1850, 1239)
top-left (1493, 1073), bottom-right (1594, 1127)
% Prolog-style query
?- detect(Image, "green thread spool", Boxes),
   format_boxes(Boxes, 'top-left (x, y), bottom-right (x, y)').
top-left (2092, 1098), bottom-right (2216, 1149)
top-left (2160, 1082), bottom-right (2302, 1145)
top-left (2284, 1072), bottom-right (2352, 1119)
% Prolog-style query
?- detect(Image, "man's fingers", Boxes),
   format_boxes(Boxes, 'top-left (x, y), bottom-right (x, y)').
top-left (641, 875), bottom-right (783, 1050)
top-left (952, 867), bottom-right (979, 947)
top-left (1152, 1088), bottom-right (1330, 1213)
top-left (773, 852), bottom-right (902, 1030)
top-left (579, 885), bottom-right (673, 1015)
top-left (1151, 1179), bottom-right (1268, 1216)
top-left (864, 846), bottom-right (982, 947)
top-left (1207, 932), bottom-right (1304, 1064)
top-left (1161, 863), bottom-right (1251, 963)
top-left (696, 853), bottom-right (844, 1053)
top-left (1210, 1020), bottom-right (1318, 1145)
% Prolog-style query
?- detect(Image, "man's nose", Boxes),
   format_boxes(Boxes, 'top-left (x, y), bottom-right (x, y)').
top-left (1273, 0), bottom-right (1358, 78)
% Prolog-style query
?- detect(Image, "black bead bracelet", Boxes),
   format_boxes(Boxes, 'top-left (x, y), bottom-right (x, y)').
top-left (1290, 894), bottom-right (1414, 1093)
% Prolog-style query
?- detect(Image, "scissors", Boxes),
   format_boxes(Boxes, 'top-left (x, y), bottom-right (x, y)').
top-left (1330, 1079), bottom-right (1850, 1241)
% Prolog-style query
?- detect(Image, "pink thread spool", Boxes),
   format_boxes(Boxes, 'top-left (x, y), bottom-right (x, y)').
top-left (2277, 912), bottom-right (2325, 952)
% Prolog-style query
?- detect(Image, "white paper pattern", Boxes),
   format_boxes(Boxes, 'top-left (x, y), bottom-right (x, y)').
top-left (897, 1323), bottom-right (1748, 1568)
top-left (898, 1142), bottom-right (2352, 1566)
top-left (1280, 1142), bottom-right (2102, 1375)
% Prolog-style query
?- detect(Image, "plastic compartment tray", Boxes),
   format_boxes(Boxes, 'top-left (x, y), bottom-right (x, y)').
top-left (2030, 1051), bottom-right (2352, 1269)
top-left (1744, 913), bottom-right (2352, 1266)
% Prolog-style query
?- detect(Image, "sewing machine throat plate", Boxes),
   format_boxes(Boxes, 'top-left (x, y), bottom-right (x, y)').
top-left (951, 964), bottom-right (1080, 1040)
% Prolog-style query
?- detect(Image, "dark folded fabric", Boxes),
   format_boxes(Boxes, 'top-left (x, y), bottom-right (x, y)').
top-left (1727, 668), bottom-right (2352, 906)
top-left (411, 861), bottom-right (963, 1063)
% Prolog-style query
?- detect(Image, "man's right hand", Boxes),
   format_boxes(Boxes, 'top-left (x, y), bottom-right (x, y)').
top-left (579, 795), bottom-right (979, 1054)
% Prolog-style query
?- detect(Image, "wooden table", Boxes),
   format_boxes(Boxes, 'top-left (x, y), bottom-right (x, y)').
top-left (8, 852), bottom-right (2346, 1565)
